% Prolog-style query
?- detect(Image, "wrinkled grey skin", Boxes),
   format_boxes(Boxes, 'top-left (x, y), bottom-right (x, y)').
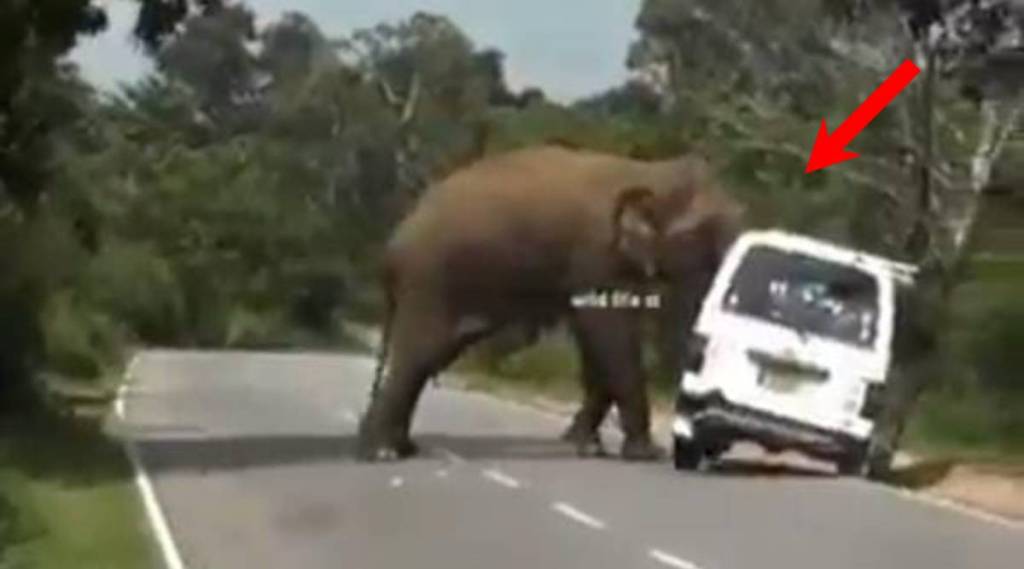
top-left (356, 145), bottom-right (743, 462)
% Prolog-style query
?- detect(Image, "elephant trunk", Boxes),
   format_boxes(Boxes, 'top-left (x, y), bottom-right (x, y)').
top-left (654, 274), bottom-right (713, 385)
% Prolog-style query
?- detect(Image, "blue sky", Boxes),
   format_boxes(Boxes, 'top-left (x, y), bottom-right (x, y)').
top-left (70, 0), bottom-right (643, 102)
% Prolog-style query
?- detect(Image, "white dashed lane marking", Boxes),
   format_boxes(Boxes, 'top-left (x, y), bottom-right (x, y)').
top-left (437, 447), bottom-right (466, 464)
top-left (649, 548), bottom-right (701, 569)
top-left (481, 468), bottom-right (522, 489)
top-left (389, 476), bottom-right (404, 488)
top-left (551, 502), bottom-right (606, 530)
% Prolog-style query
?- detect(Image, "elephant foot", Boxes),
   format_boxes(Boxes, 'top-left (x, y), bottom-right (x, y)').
top-left (565, 419), bottom-right (589, 442)
top-left (355, 440), bottom-right (420, 462)
top-left (575, 436), bottom-right (609, 458)
top-left (395, 437), bottom-right (420, 458)
top-left (620, 436), bottom-right (664, 462)
top-left (561, 421), bottom-right (608, 458)
top-left (355, 429), bottom-right (420, 462)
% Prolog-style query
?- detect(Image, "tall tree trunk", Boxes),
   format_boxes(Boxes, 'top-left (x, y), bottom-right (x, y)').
top-left (953, 99), bottom-right (1022, 251)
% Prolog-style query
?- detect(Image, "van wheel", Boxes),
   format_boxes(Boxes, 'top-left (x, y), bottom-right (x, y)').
top-left (837, 443), bottom-right (892, 480)
top-left (836, 452), bottom-right (867, 477)
top-left (865, 444), bottom-right (894, 480)
top-left (673, 437), bottom-right (703, 471)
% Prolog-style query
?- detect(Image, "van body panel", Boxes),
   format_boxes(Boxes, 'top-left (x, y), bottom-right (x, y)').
top-left (675, 230), bottom-right (912, 452)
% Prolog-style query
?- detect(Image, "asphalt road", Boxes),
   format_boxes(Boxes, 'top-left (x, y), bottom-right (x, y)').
top-left (121, 351), bottom-right (1023, 569)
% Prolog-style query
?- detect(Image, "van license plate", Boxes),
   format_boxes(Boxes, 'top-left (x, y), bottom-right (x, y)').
top-left (761, 369), bottom-right (807, 393)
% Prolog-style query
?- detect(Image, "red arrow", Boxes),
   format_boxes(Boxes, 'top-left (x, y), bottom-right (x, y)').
top-left (805, 59), bottom-right (920, 173)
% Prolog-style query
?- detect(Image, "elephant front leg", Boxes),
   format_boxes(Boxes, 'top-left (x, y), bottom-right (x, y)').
top-left (561, 362), bottom-right (612, 458)
top-left (569, 307), bottom-right (663, 461)
top-left (611, 377), bottom-right (662, 461)
top-left (357, 370), bottom-right (428, 462)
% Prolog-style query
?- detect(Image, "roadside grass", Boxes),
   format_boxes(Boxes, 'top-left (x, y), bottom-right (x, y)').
top-left (0, 412), bottom-right (154, 569)
top-left (451, 329), bottom-right (680, 421)
top-left (904, 390), bottom-right (1024, 467)
top-left (453, 330), bottom-right (583, 406)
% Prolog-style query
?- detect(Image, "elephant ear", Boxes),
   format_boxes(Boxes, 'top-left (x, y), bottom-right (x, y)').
top-left (612, 186), bottom-right (659, 279)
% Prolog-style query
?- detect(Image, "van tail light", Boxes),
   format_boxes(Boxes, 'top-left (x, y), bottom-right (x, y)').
top-left (683, 333), bottom-right (708, 373)
top-left (859, 382), bottom-right (887, 420)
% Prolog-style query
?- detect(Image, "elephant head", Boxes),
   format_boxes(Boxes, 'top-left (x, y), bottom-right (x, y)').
top-left (607, 163), bottom-right (744, 286)
top-left (606, 158), bottom-right (746, 380)
top-left (559, 164), bottom-right (744, 458)
top-left (655, 175), bottom-right (745, 381)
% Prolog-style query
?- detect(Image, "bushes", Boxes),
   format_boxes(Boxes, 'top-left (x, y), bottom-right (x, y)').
top-left (906, 272), bottom-right (1024, 456)
top-left (908, 387), bottom-right (1024, 457)
top-left (1, 214), bottom-right (88, 403)
top-left (0, 286), bottom-right (43, 409)
top-left (969, 302), bottom-right (1024, 399)
top-left (224, 306), bottom-right (291, 349)
top-left (40, 292), bottom-right (122, 382)
top-left (457, 326), bottom-right (580, 396)
top-left (82, 242), bottom-right (185, 345)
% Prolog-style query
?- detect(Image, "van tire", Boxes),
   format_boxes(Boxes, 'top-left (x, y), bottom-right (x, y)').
top-left (836, 452), bottom-right (867, 477)
top-left (673, 437), bottom-right (703, 471)
top-left (837, 442), bottom-right (892, 480)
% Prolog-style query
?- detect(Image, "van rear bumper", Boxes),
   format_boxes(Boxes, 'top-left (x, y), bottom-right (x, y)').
top-left (674, 393), bottom-right (866, 460)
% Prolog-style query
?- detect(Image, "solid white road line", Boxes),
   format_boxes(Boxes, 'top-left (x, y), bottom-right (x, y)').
top-left (125, 355), bottom-right (141, 382)
top-left (482, 468), bottom-right (522, 489)
top-left (649, 549), bottom-right (701, 569)
top-left (114, 384), bottom-right (126, 419)
top-left (551, 502), bottom-right (606, 530)
top-left (879, 484), bottom-right (1024, 532)
top-left (117, 354), bottom-right (187, 569)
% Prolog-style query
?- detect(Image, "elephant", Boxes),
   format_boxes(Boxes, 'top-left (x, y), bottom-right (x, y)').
top-left (355, 144), bottom-right (743, 462)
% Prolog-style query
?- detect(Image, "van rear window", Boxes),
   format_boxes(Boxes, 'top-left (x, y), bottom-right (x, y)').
top-left (722, 246), bottom-right (880, 348)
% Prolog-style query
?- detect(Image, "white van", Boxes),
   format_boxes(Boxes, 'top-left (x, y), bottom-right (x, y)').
top-left (671, 230), bottom-right (916, 477)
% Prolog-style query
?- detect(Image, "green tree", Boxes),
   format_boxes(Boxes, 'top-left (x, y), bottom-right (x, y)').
top-left (626, 0), bottom-right (1024, 454)
top-left (0, 1), bottom-right (107, 405)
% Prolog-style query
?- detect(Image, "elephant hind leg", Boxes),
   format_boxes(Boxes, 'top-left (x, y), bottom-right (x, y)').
top-left (356, 297), bottom-right (455, 461)
top-left (568, 308), bottom-right (662, 461)
top-left (356, 299), bottom-right (500, 462)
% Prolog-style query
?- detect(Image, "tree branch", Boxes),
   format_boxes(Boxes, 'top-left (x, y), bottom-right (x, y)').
top-left (400, 73), bottom-right (421, 125)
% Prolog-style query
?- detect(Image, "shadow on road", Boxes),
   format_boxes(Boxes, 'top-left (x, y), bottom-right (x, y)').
top-left (132, 432), bottom-right (838, 480)
top-left (706, 458), bottom-right (832, 479)
top-left (132, 433), bottom-right (588, 473)
top-left (135, 434), bottom-right (356, 473)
